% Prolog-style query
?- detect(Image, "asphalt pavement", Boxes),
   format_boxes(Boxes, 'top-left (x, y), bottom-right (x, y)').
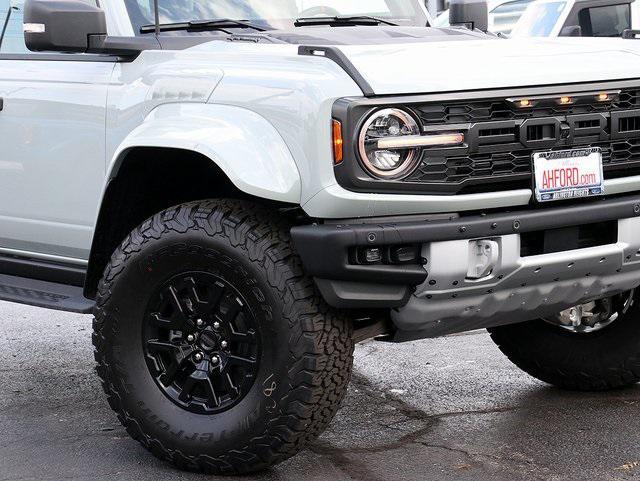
top-left (2, 301), bottom-right (640, 481)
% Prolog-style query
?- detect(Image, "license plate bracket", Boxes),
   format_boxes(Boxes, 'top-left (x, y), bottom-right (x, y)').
top-left (533, 147), bottom-right (604, 202)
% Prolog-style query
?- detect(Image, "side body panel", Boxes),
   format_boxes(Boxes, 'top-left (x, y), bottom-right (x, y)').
top-left (0, 58), bottom-right (114, 262)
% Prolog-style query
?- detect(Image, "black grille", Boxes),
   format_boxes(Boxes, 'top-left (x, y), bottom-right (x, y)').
top-left (403, 88), bottom-right (640, 194)
top-left (407, 138), bottom-right (640, 193)
top-left (415, 90), bottom-right (640, 125)
top-left (620, 116), bottom-right (640, 133)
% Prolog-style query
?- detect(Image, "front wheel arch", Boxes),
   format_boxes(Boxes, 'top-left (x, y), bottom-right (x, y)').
top-left (84, 147), bottom-right (295, 299)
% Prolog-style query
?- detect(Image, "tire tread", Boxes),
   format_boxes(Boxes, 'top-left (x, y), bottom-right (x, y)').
top-left (92, 200), bottom-right (354, 474)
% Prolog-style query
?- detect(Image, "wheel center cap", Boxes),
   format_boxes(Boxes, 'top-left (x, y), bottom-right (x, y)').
top-left (199, 331), bottom-right (218, 352)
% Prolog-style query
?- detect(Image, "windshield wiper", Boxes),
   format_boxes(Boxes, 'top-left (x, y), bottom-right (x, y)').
top-left (140, 18), bottom-right (267, 34)
top-left (294, 15), bottom-right (397, 27)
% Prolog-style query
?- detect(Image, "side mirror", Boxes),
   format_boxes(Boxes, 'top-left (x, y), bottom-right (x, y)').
top-left (449, 0), bottom-right (489, 32)
top-left (24, 0), bottom-right (107, 53)
top-left (560, 25), bottom-right (582, 36)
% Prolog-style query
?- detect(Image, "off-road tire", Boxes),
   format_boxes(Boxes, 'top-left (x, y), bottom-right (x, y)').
top-left (488, 293), bottom-right (640, 391)
top-left (92, 200), bottom-right (354, 474)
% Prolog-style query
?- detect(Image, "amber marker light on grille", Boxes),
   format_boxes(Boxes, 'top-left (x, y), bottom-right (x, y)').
top-left (559, 96), bottom-right (573, 105)
top-left (597, 93), bottom-right (610, 101)
top-left (519, 99), bottom-right (532, 108)
top-left (332, 119), bottom-right (344, 165)
top-left (377, 133), bottom-right (464, 150)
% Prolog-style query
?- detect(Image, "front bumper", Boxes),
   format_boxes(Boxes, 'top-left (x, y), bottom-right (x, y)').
top-left (291, 194), bottom-right (640, 338)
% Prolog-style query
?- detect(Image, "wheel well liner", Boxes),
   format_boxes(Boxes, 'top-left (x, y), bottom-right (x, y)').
top-left (84, 147), bottom-right (266, 298)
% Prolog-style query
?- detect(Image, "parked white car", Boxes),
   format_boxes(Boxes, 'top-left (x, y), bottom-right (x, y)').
top-left (511, 0), bottom-right (639, 37)
top-left (433, 0), bottom-right (534, 34)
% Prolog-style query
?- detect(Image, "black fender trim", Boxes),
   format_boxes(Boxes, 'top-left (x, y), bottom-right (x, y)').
top-left (298, 45), bottom-right (375, 96)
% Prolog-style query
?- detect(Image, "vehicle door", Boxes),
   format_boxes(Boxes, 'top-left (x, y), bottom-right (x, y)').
top-left (0, 0), bottom-right (114, 266)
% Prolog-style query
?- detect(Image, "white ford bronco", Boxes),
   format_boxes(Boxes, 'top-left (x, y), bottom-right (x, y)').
top-left (5, 0), bottom-right (640, 474)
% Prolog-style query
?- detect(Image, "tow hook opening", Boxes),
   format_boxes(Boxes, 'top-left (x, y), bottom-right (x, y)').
top-left (467, 238), bottom-right (500, 280)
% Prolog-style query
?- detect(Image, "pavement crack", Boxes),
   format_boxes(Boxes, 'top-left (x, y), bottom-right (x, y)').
top-left (415, 441), bottom-right (477, 457)
top-left (315, 372), bottom-right (553, 480)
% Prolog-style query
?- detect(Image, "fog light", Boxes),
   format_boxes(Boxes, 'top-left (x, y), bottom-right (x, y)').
top-left (390, 245), bottom-right (419, 264)
top-left (364, 248), bottom-right (383, 263)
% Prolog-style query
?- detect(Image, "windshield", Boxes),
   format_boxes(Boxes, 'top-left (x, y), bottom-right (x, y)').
top-left (433, 0), bottom-right (534, 35)
top-left (510, 1), bottom-right (567, 37)
top-left (125, 0), bottom-right (428, 34)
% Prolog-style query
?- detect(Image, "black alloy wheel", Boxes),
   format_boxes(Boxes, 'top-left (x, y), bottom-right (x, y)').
top-left (143, 272), bottom-right (260, 414)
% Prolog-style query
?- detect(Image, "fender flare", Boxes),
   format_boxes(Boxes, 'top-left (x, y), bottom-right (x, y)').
top-left (108, 103), bottom-right (302, 204)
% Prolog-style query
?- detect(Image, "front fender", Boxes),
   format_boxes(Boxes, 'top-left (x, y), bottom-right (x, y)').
top-left (109, 103), bottom-right (301, 203)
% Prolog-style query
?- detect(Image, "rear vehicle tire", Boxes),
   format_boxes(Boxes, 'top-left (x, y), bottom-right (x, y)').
top-left (92, 200), bottom-right (354, 474)
top-left (488, 291), bottom-right (640, 391)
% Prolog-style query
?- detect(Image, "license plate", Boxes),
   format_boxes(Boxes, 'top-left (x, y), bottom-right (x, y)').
top-left (533, 147), bottom-right (604, 202)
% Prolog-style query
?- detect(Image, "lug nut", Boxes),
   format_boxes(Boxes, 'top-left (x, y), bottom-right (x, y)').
top-left (213, 321), bottom-right (220, 329)
top-left (194, 352), bottom-right (203, 362)
top-left (211, 355), bottom-right (220, 365)
top-left (186, 334), bottom-right (195, 342)
top-left (220, 340), bottom-right (228, 349)
top-left (196, 319), bottom-right (204, 328)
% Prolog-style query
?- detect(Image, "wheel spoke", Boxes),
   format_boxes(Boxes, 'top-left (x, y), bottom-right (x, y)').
top-left (151, 312), bottom-right (184, 331)
top-left (184, 277), bottom-right (210, 315)
top-left (220, 299), bottom-right (242, 324)
top-left (223, 373), bottom-right (239, 396)
top-left (146, 339), bottom-right (179, 353)
top-left (227, 329), bottom-right (256, 343)
top-left (207, 281), bottom-right (226, 311)
top-left (226, 354), bottom-right (257, 368)
top-left (152, 285), bottom-right (190, 330)
top-left (168, 285), bottom-right (187, 314)
top-left (203, 377), bottom-right (220, 407)
top-left (147, 340), bottom-right (195, 385)
top-left (160, 360), bottom-right (182, 386)
top-left (178, 370), bottom-right (208, 402)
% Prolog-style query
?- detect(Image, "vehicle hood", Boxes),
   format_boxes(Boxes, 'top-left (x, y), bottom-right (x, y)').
top-left (334, 36), bottom-right (640, 95)
top-left (185, 27), bottom-right (640, 96)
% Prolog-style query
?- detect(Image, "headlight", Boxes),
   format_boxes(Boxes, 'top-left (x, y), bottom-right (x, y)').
top-left (357, 108), bottom-right (465, 180)
top-left (358, 108), bottom-right (421, 179)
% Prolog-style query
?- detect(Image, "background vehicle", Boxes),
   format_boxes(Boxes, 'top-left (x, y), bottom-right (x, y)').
top-left (300, 0), bottom-right (433, 24)
top-left (433, 0), bottom-right (534, 34)
top-left (511, 0), bottom-right (639, 36)
top-left (4, 0), bottom-right (640, 475)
